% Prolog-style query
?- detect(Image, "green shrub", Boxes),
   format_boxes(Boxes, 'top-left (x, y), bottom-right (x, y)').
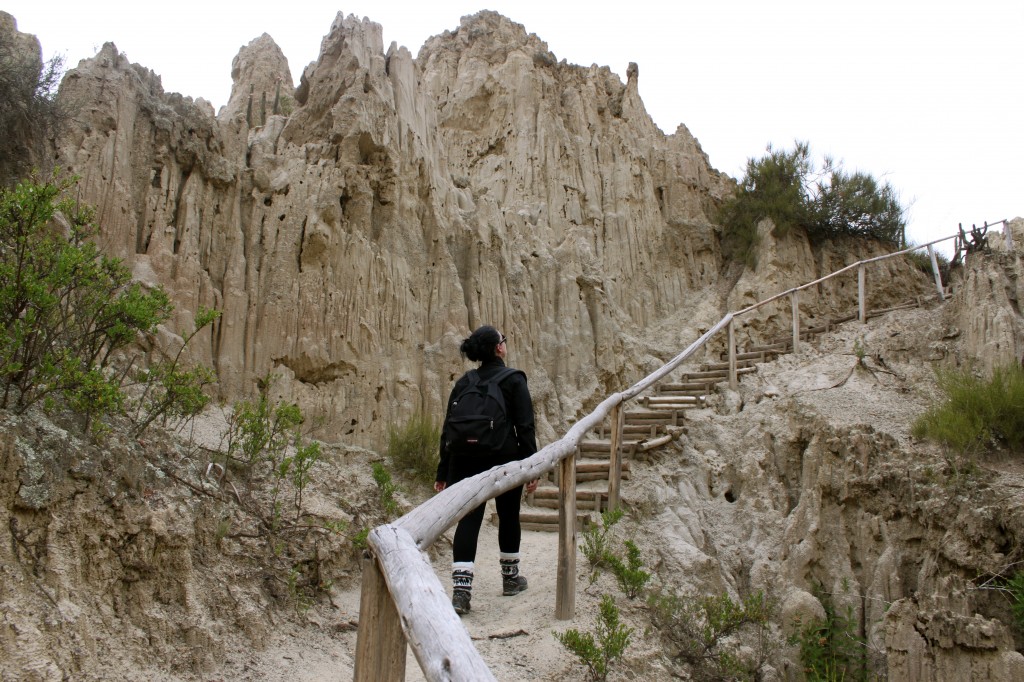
top-left (386, 410), bottom-right (440, 485)
top-left (904, 244), bottom-right (950, 280)
top-left (648, 588), bottom-right (775, 680)
top-left (554, 594), bottom-right (633, 682)
top-left (607, 539), bottom-right (650, 599)
top-left (352, 527), bottom-right (370, 550)
top-left (580, 507), bottom-right (624, 570)
top-left (128, 307), bottom-right (219, 437)
top-left (912, 363), bottom-right (1024, 454)
top-left (0, 176), bottom-right (173, 431)
top-left (789, 587), bottom-right (867, 682)
top-left (718, 141), bottom-right (906, 266)
top-left (1005, 572), bottom-right (1024, 634)
top-left (0, 34), bottom-right (67, 185)
top-left (221, 387), bottom-right (322, 531)
top-left (372, 461), bottom-right (400, 517)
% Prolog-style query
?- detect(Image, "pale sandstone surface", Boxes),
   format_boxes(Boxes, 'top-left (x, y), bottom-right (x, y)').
top-left (46, 10), bottom-right (930, 449)
top-left (2, 8), bottom-right (1024, 682)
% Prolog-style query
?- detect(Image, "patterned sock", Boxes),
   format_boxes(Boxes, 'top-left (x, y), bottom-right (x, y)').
top-left (499, 552), bottom-right (520, 579)
top-left (452, 561), bottom-right (474, 594)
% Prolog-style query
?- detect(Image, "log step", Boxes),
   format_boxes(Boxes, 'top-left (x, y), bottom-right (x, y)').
top-left (624, 410), bottom-right (684, 426)
top-left (494, 511), bottom-right (593, 532)
top-left (639, 395), bottom-right (704, 405)
top-left (529, 495), bottom-right (607, 512)
top-left (531, 487), bottom-right (607, 506)
top-left (589, 423), bottom-right (666, 439)
top-left (701, 359), bottom-right (758, 371)
top-left (580, 439), bottom-right (642, 454)
top-left (746, 342), bottom-right (789, 353)
top-left (658, 382), bottom-right (719, 392)
top-left (717, 350), bottom-right (780, 362)
top-left (579, 434), bottom-right (675, 457)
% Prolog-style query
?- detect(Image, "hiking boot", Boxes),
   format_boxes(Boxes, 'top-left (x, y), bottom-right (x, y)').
top-left (502, 574), bottom-right (528, 596)
top-left (452, 589), bottom-right (472, 615)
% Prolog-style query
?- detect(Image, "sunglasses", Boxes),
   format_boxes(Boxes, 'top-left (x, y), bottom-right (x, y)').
top-left (498, 334), bottom-right (507, 345)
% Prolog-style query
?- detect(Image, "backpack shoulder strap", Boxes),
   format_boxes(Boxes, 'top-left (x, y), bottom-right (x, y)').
top-left (488, 367), bottom-right (523, 384)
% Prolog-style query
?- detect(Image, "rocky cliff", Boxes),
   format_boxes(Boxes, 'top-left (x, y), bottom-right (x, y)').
top-left (38, 10), bottom-right (930, 448)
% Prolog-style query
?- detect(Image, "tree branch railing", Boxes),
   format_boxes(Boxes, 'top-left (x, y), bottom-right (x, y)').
top-left (354, 221), bottom-right (1010, 681)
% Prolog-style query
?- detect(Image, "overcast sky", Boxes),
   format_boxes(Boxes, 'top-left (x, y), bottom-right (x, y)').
top-left (7, 1), bottom-right (1022, 252)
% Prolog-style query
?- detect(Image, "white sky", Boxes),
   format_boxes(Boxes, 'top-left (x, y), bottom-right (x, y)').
top-left (6, 1), bottom-right (1022, 252)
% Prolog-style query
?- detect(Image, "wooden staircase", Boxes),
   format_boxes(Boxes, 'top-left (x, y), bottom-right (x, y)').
top-left (502, 292), bottom-right (948, 532)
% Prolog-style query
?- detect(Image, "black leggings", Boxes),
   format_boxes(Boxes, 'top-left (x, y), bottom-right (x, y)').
top-left (452, 483), bottom-right (524, 563)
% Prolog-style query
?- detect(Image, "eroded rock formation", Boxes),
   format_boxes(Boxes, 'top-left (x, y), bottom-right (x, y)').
top-left (44, 10), bottom-right (931, 447)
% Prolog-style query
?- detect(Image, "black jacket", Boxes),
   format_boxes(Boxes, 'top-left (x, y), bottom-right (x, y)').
top-left (435, 358), bottom-right (537, 484)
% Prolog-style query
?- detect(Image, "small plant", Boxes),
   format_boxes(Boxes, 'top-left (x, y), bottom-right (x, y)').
top-left (852, 337), bottom-right (867, 364)
top-left (287, 566), bottom-right (314, 613)
top-left (372, 461), bottom-right (400, 517)
top-left (128, 306), bottom-right (220, 437)
top-left (912, 363), bottom-right (1024, 455)
top-left (385, 410), bottom-right (441, 485)
top-left (352, 527), bottom-right (370, 550)
top-left (607, 539), bottom-right (650, 600)
top-left (904, 244), bottom-right (949, 280)
top-left (1008, 572), bottom-right (1024, 633)
top-left (554, 594), bottom-right (633, 682)
top-left (219, 384), bottom-right (322, 531)
top-left (0, 175), bottom-right (174, 432)
top-left (580, 507), bottom-right (624, 570)
top-left (648, 588), bottom-right (776, 680)
top-left (789, 586), bottom-right (867, 682)
top-left (0, 34), bottom-right (67, 184)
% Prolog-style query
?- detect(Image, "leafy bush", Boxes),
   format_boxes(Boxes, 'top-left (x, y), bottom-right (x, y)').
top-left (554, 593), bottom-right (633, 682)
top-left (580, 507), bottom-right (624, 570)
top-left (904, 244), bottom-right (950, 281)
top-left (607, 539), bottom-right (650, 599)
top-left (372, 461), bottom-right (400, 517)
top-left (386, 410), bottom-right (440, 485)
top-left (1005, 572), bottom-right (1024, 634)
top-left (789, 587), bottom-right (867, 682)
top-left (718, 141), bottom-right (906, 266)
top-left (912, 363), bottom-right (1024, 454)
top-left (220, 388), bottom-right (322, 531)
top-left (128, 307), bottom-right (219, 437)
top-left (648, 588), bottom-right (775, 680)
top-left (0, 176), bottom-right (173, 431)
top-left (0, 33), bottom-right (67, 185)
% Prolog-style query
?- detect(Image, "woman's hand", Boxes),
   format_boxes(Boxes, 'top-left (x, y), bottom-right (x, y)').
top-left (434, 481), bottom-right (447, 493)
top-left (525, 478), bottom-right (539, 494)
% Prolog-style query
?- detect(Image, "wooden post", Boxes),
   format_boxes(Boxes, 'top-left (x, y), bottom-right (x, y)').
top-left (727, 317), bottom-right (738, 390)
top-left (1006, 220), bottom-right (1014, 251)
top-left (858, 264), bottom-right (866, 324)
top-left (354, 551), bottom-right (407, 682)
top-left (555, 447), bottom-right (578, 620)
top-left (607, 404), bottom-right (622, 512)
top-left (927, 245), bottom-right (944, 301)
top-left (791, 291), bottom-right (800, 353)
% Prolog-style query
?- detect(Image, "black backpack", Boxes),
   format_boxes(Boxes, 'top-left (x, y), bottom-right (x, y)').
top-left (443, 367), bottom-right (522, 451)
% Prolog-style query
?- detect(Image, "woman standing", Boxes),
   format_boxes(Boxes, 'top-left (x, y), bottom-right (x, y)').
top-left (435, 325), bottom-right (539, 615)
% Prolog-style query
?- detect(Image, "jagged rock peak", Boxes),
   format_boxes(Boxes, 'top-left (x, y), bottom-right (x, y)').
top-left (0, 11), bottom-right (41, 70)
top-left (420, 10), bottom-right (556, 65)
top-left (223, 33), bottom-right (294, 122)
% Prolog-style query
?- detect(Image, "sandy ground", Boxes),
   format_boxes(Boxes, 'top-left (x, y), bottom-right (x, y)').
top-left (224, 512), bottom-right (588, 681)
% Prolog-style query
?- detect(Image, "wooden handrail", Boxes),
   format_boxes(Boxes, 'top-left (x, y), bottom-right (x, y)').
top-left (356, 316), bottom-right (732, 681)
top-left (355, 220), bottom-right (1013, 681)
top-left (735, 231), bottom-right (962, 317)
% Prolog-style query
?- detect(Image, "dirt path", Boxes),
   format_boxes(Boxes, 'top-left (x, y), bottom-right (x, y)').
top-left (227, 505), bottom-right (583, 681)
